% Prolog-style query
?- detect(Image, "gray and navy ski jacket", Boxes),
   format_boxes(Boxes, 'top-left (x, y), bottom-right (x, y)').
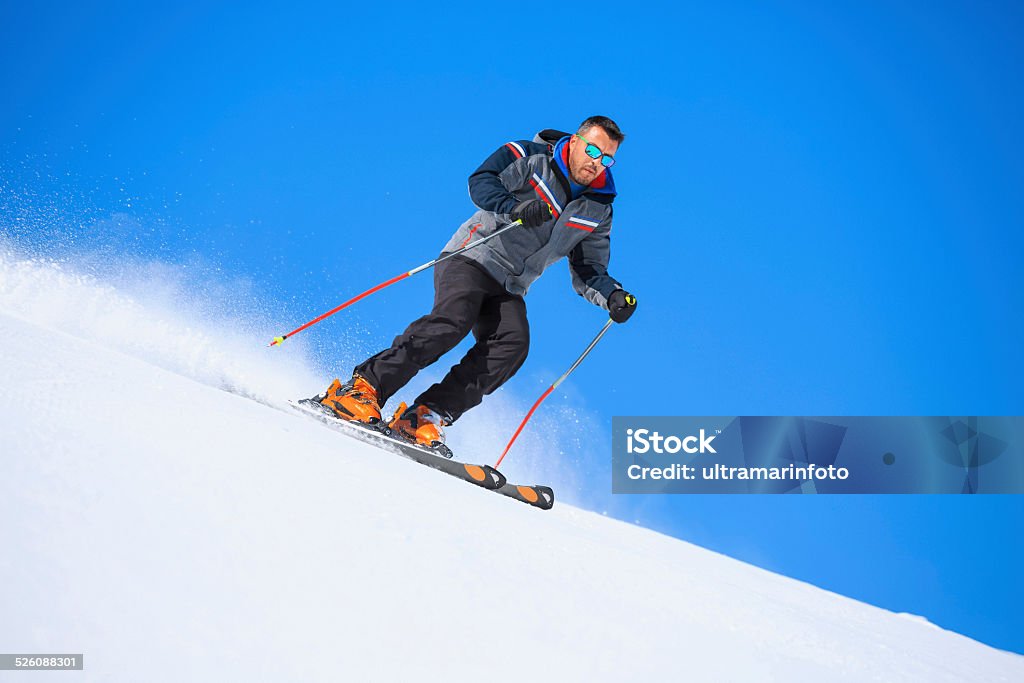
top-left (441, 129), bottom-right (623, 309)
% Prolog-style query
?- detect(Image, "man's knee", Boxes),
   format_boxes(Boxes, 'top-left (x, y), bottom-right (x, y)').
top-left (417, 314), bottom-right (474, 346)
top-left (494, 325), bottom-right (529, 376)
top-left (508, 329), bottom-right (529, 364)
top-left (394, 313), bottom-right (474, 363)
top-left (504, 306), bottom-right (530, 366)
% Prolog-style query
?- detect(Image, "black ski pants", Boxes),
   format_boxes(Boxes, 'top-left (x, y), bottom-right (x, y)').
top-left (354, 255), bottom-right (529, 423)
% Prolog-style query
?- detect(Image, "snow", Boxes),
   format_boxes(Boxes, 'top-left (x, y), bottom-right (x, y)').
top-left (2, 252), bottom-right (1022, 681)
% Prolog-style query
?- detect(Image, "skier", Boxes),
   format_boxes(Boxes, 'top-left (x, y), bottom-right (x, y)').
top-left (313, 115), bottom-right (637, 446)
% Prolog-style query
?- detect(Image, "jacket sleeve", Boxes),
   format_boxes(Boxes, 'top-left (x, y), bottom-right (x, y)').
top-left (467, 142), bottom-right (532, 215)
top-left (568, 210), bottom-right (623, 309)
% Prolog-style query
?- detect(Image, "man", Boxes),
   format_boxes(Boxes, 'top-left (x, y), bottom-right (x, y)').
top-left (313, 115), bottom-right (637, 446)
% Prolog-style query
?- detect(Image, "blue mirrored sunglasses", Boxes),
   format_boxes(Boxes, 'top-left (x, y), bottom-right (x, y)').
top-left (575, 133), bottom-right (616, 168)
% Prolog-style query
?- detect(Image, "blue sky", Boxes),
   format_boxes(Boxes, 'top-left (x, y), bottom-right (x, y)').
top-left (2, 1), bottom-right (1022, 653)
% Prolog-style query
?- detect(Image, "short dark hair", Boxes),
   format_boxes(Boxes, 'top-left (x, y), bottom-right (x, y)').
top-left (577, 115), bottom-right (625, 144)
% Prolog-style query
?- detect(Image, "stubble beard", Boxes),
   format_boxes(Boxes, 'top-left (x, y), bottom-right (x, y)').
top-left (569, 162), bottom-right (600, 186)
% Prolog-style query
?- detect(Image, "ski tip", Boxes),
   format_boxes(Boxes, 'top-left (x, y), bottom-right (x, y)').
top-left (532, 485), bottom-right (555, 510)
top-left (515, 485), bottom-right (554, 510)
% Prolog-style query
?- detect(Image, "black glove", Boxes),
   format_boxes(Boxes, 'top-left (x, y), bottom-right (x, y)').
top-left (608, 290), bottom-right (637, 323)
top-left (510, 199), bottom-right (552, 228)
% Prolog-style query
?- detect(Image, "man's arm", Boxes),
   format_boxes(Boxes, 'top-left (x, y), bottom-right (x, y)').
top-left (467, 142), bottom-right (536, 214)
top-left (568, 212), bottom-right (623, 309)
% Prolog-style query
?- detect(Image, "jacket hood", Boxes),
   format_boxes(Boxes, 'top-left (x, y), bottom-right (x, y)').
top-left (533, 129), bottom-right (570, 147)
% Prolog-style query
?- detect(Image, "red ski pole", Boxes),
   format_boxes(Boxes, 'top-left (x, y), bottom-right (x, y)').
top-left (269, 219), bottom-right (523, 346)
top-left (494, 317), bottom-right (616, 469)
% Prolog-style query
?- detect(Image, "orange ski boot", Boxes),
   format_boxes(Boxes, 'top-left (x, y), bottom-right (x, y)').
top-left (388, 402), bottom-right (447, 446)
top-left (316, 375), bottom-right (382, 424)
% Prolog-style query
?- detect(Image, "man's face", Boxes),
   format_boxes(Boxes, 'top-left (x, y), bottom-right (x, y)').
top-left (567, 126), bottom-right (619, 186)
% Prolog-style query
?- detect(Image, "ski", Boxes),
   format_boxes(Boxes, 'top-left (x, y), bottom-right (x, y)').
top-left (289, 400), bottom-right (554, 510)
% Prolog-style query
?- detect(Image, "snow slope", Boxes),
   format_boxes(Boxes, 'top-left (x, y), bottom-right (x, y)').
top-left (2, 253), bottom-right (1022, 682)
